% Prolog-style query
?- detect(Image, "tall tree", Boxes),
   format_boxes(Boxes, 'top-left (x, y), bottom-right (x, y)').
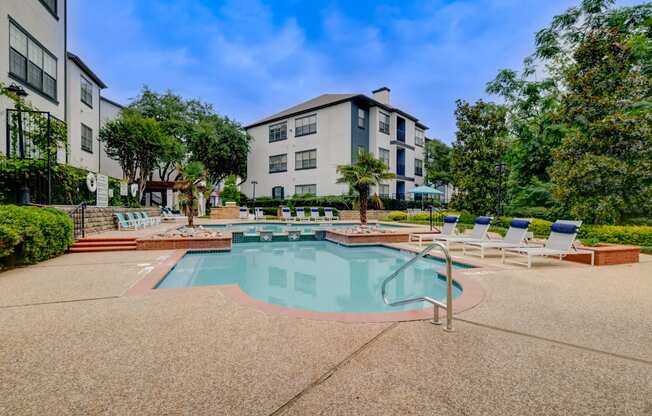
top-left (535, 1), bottom-right (652, 223)
top-left (336, 151), bottom-right (395, 225)
top-left (186, 115), bottom-right (251, 184)
top-left (99, 110), bottom-right (170, 199)
top-left (450, 100), bottom-right (509, 214)
top-left (424, 138), bottom-right (452, 187)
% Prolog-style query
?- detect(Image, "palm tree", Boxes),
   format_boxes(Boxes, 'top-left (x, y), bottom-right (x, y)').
top-left (336, 151), bottom-right (395, 225)
top-left (174, 161), bottom-right (208, 227)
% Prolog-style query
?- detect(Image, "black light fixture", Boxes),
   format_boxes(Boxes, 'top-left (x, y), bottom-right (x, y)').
top-left (6, 83), bottom-right (28, 97)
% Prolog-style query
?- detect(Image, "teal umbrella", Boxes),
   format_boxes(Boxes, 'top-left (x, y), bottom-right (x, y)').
top-left (409, 185), bottom-right (443, 209)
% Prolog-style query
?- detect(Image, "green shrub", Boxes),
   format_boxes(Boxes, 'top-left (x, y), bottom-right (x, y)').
top-left (385, 211), bottom-right (408, 221)
top-left (221, 175), bottom-right (240, 205)
top-left (0, 205), bottom-right (73, 267)
top-left (578, 225), bottom-right (652, 247)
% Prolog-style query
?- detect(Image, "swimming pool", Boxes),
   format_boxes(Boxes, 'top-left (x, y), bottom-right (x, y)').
top-left (205, 222), bottom-right (406, 236)
top-left (157, 241), bottom-right (464, 313)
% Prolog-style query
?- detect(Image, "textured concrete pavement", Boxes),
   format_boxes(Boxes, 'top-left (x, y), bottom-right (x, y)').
top-left (1, 249), bottom-right (651, 415)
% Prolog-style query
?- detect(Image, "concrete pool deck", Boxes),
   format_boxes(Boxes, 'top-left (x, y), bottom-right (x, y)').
top-left (0, 244), bottom-right (651, 414)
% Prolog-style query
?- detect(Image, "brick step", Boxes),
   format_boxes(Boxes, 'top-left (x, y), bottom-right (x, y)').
top-left (76, 237), bottom-right (137, 243)
top-left (72, 241), bottom-right (137, 248)
top-left (69, 246), bottom-right (137, 253)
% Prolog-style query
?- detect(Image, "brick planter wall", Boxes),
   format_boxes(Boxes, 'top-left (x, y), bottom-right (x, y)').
top-left (325, 230), bottom-right (410, 245)
top-left (53, 206), bottom-right (161, 235)
top-left (563, 244), bottom-right (640, 266)
top-left (210, 205), bottom-right (241, 220)
top-left (136, 235), bottom-right (232, 250)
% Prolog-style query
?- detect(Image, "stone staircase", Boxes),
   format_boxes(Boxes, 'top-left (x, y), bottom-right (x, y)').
top-left (69, 237), bottom-right (138, 253)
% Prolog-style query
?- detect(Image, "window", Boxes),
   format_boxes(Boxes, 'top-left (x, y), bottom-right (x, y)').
top-left (415, 128), bottom-right (425, 147)
top-left (415, 159), bottom-right (423, 176)
top-left (269, 122), bottom-right (287, 142)
top-left (379, 112), bottom-right (390, 134)
top-left (9, 22), bottom-right (57, 100)
top-left (295, 114), bottom-right (317, 137)
top-left (357, 108), bottom-right (365, 129)
top-left (379, 148), bottom-right (390, 167)
top-left (272, 186), bottom-right (284, 200)
top-left (80, 76), bottom-right (93, 107)
top-left (269, 154), bottom-right (287, 173)
top-left (295, 149), bottom-right (316, 170)
top-left (379, 184), bottom-right (390, 198)
top-left (81, 124), bottom-right (93, 153)
top-left (295, 184), bottom-right (316, 196)
top-left (396, 116), bottom-right (406, 142)
top-left (39, 0), bottom-right (58, 16)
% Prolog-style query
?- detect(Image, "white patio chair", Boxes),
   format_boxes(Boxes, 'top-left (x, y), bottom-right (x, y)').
top-left (409, 215), bottom-right (459, 246)
top-left (462, 218), bottom-right (532, 258)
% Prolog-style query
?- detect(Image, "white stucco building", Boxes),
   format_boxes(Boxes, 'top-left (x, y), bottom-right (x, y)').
top-left (1, 0), bottom-right (126, 181)
top-left (242, 88), bottom-right (428, 199)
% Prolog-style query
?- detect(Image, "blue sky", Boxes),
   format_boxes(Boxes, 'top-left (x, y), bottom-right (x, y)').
top-left (69, 0), bottom-right (636, 143)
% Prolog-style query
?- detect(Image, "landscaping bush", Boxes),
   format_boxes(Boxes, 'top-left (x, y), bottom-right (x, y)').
top-left (0, 205), bottom-right (73, 267)
top-left (385, 211), bottom-right (408, 221)
top-left (578, 225), bottom-right (652, 248)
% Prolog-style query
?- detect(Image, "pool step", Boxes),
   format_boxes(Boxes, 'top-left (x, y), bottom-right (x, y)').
top-left (69, 237), bottom-right (138, 253)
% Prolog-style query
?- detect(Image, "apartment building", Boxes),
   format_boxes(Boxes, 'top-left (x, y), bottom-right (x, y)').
top-left (1, 0), bottom-right (66, 156)
top-left (1, 0), bottom-right (126, 181)
top-left (242, 88), bottom-right (428, 199)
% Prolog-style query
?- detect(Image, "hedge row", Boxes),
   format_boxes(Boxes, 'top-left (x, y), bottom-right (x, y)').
top-left (0, 205), bottom-right (73, 267)
top-left (384, 210), bottom-right (652, 247)
top-left (242, 195), bottom-right (432, 211)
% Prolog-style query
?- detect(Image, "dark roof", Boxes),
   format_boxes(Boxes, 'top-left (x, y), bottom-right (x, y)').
top-left (100, 96), bottom-right (125, 109)
top-left (245, 92), bottom-right (428, 130)
top-left (67, 52), bottom-right (107, 89)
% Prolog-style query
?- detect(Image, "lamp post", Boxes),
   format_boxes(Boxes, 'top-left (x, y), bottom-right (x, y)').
top-left (251, 180), bottom-right (258, 206)
top-left (495, 162), bottom-right (506, 217)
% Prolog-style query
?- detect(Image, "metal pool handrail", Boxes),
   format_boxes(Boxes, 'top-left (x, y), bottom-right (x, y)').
top-left (381, 241), bottom-right (454, 332)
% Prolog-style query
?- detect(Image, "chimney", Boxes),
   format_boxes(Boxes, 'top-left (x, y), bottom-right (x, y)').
top-left (372, 87), bottom-right (390, 105)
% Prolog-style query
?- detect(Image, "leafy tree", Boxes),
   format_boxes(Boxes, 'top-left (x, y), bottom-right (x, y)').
top-left (424, 138), bottom-right (452, 187)
top-left (450, 100), bottom-right (509, 214)
top-left (174, 161), bottom-right (207, 227)
top-left (220, 175), bottom-right (240, 205)
top-left (336, 151), bottom-right (395, 225)
top-left (186, 115), bottom-right (251, 184)
top-left (99, 110), bottom-right (170, 199)
top-left (531, 1), bottom-right (652, 224)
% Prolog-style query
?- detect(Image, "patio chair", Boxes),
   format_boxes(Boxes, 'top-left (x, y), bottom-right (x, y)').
top-left (161, 207), bottom-right (185, 221)
top-left (310, 207), bottom-right (321, 221)
top-left (141, 211), bottom-right (162, 225)
top-left (294, 207), bottom-right (306, 222)
top-left (126, 212), bottom-right (147, 228)
top-left (239, 207), bottom-right (249, 220)
top-left (114, 213), bottom-right (138, 230)
top-left (281, 207), bottom-right (292, 221)
top-left (324, 207), bottom-right (339, 221)
top-left (462, 218), bottom-right (532, 258)
top-left (254, 207), bottom-right (264, 220)
top-left (501, 220), bottom-right (586, 268)
top-left (409, 215), bottom-right (459, 246)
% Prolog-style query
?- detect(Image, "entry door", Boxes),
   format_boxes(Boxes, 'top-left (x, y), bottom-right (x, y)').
top-left (396, 181), bottom-right (405, 200)
top-left (272, 186), bottom-right (284, 200)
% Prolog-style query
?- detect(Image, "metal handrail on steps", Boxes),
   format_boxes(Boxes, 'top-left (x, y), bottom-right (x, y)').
top-left (381, 241), bottom-right (454, 332)
top-left (69, 201), bottom-right (87, 240)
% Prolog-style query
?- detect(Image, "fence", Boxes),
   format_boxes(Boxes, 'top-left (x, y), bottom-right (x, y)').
top-left (3, 109), bottom-right (67, 205)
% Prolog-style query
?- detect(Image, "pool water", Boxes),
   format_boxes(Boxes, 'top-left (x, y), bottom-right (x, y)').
top-left (157, 241), bottom-right (464, 313)
top-left (205, 222), bottom-right (404, 236)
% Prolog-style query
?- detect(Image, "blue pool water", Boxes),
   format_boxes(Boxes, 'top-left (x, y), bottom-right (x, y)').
top-left (157, 241), bottom-right (465, 313)
top-left (205, 222), bottom-right (405, 236)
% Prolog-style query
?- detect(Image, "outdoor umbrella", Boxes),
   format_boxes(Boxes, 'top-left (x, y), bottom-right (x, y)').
top-left (408, 185), bottom-right (444, 209)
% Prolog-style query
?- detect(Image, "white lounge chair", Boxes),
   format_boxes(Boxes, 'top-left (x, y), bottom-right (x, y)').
top-left (462, 218), bottom-right (532, 258)
top-left (426, 216), bottom-right (493, 249)
top-left (324, 207), bottom-right (339, 221)
top-left (409, 215), bottom-right (459, 246)
top-left (254, 207), bottom-right (264, 220)
top-left (126, 212), bottom-right (146, 228)
top-left (281, 207), bottom-right (292, 221)
top-left (115, 213), bottom-right (138, 230)
top-left (500, 220), bottom-right (587, 268)
top-left (161, 208), bottom-right (185, 221)
top-left (141, 211), bottom-right (162, 225)
top-left (309, 207), bottom-right (321, 221)
top-left (294, 207), bottom-right (306, 222)
top-left (239, 207), bottom-right (249, 220)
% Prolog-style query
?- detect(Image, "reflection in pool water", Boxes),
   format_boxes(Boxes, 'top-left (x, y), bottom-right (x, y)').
top-left (205, 222), bottom-right (405, 235)
top-left (157, 241), bottom-right (465, 313)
